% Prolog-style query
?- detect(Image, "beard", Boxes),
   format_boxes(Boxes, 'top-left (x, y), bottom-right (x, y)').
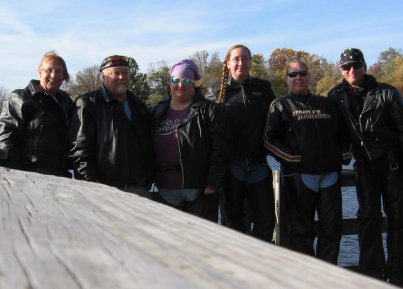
top-left (114, 83), bottom-right (128, 95)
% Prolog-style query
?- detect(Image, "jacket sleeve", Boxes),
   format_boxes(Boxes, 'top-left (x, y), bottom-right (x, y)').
top-left (69, 96), bottom-right (99, 182)
top-left (205, 103), bottom-right (229, 189)
top-left (0, 92), bottom-right (24, 169)
top-left (263, 99), bottom-right (301, 165)
top-left (389, 88), bottom-right (403, 161)
top-left (331, 100), bottom-right (352, 165)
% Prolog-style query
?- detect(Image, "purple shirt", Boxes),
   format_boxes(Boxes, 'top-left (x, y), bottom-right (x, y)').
top-left (153, 107), bottom-right (189, 189)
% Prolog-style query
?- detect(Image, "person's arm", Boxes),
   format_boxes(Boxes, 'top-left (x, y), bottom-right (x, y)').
top-left (204, 103), bottom-right (229, 193)
top-left (0, 91), bottom-right (25, 169)
top-left (69, 96), bottom-right (99, 182)
top-left (389, 87), bottom-right (403, 159)
top-left (263, 99), bottom-right (301, 165)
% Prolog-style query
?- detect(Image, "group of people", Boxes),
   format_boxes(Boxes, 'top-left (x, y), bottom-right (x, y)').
top-left (0, 46), bottom-right (401, 286)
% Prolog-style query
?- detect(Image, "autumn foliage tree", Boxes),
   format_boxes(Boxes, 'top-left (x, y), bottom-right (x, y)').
top-left (67, 47), bottom-right (402, 105)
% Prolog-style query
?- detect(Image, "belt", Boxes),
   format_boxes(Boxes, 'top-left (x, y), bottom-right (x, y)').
top-left (158, 163), bottom-right (181, 173)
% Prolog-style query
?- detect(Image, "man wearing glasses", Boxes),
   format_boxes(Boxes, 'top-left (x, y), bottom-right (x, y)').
top-left (69, 55), bottom-right (154, 197)
top-left (328, 48), bottom-right (403, 286)
top-left (264, 60), bottom-right (351, 264)
top-left (0, 51), bottom-right (74, 177)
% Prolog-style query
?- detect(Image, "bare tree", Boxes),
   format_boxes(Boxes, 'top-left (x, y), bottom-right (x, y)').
top-left (190, 50), bottom-right (222, 87)
top-left (0, 86), bottom-right (9, 112)
top-left (66, 65), bottom-right (101, 100)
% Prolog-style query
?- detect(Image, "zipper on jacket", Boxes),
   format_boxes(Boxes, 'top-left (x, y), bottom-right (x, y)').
top-left (358, 112), bottom-right (372, 161)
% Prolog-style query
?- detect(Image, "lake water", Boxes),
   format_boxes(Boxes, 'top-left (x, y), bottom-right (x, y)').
top-left (266, 156), bottom-right (386, 267)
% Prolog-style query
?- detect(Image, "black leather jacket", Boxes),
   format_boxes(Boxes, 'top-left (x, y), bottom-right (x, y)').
top-left (264, 92), bottom-right (351, 174)
top-left (151, 93), bottom-right (229, 190)
top-left (328, 75), bottom-right (403, 163)
top-left (206, 76), bottom-right (276, 162)
top-left (0, 80), bottom-right (74, 176)
top-left (69, 85), bottom-right (154, 188)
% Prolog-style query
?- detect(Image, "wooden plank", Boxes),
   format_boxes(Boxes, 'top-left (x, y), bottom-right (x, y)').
top-left (0, 167), bottom-right (396, 289)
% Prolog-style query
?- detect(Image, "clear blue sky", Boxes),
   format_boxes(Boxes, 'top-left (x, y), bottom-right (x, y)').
top-left (1, 0), bottom-right (402, 91)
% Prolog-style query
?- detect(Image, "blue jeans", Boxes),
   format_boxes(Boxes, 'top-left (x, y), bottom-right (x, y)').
top-left (155, 188), bottom-right (219, 222)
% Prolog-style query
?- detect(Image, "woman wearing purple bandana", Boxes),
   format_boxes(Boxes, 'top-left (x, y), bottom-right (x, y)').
top-left (150, 59), bottom-right (229, 221)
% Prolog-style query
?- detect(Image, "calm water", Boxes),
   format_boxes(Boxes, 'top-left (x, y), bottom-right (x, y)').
top-left (267, 156), bottom-right (386, 267)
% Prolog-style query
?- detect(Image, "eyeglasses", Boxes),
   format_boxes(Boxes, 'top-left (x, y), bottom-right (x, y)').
top-left (287, 71), bottom-right (308, 78)
top-left (171, 77), bottom-right (194, 85)
top-left (341, 62), bottom-right (363, 71)
top-left (41, 67), bottom-right (63, 75)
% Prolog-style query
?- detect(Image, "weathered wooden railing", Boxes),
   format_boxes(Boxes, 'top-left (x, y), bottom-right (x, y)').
top-left (0, 167), bottom-right (396, 289)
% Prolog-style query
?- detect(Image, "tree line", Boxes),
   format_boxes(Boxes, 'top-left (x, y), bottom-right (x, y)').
top-left (1, 47), bottom-right (402, 109)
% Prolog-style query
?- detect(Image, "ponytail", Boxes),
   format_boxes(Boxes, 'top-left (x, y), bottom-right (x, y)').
top-left (217, 63), bottom-right (229, 104)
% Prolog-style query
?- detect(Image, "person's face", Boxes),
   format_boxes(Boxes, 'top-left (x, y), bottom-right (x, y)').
top-left (101, 67), bottom-right (130, 99)
top-left (287, 62), bottom-right (310, 95)
top-left (226, 47), bottom-right (251, 81)
top-left (170, 75), bottom-right (195, 104)
top-left (38, 58), bottom-right (65, 95)
top-left (340, 62), bottom-right (366, 87)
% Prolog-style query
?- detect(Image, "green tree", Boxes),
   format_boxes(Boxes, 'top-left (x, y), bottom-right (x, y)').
top-left (385, 56), bottom-right (403, 94)
top-left (128, 57), bottom-right (150, 104)
top-left (147, 61), bottom-right (170, 107)
top-left (315, 64), bottom-right (342, 96)
top-left (250, 54), bottom-right (269, 80)
top-left (368, 47), bottom-right (403, 82)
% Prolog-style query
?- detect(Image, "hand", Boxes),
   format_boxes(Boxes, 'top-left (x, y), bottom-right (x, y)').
top-left (204, 186), bottom-right (216, 195)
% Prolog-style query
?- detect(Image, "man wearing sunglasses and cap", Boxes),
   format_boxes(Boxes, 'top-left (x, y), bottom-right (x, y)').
top-left (150, 59), bottom-right (228, 221)
top-left (69, 55), bottom-right (154, 196)
top-left (264, 60), bottom-right (351, 264)
top-left (328, 48), bottom-right (403, 286)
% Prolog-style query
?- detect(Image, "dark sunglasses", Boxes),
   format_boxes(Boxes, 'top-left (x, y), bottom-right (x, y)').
top-left (341, 62), bottom-right (363, 71)
top-left (287, 71), bottom-right (308, 78)
top-left (171, 77), bottom-right (194, 85)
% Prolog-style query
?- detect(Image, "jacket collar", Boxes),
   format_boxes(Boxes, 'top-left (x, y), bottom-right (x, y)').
top-left (27, 79), bottom-right (64, 99)
top-left (340, 74), bottom-right (378, 92)
top-left (227, 75), bottom-right (252, 88)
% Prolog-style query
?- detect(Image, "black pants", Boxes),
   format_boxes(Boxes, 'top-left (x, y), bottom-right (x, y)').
top-left (153, 190), bottom-right (219, 222)
top-left (223, 173), bottom-right (275, 242)
top-left (284, 173), bottom-right (342, 264)
top-left (355, 158), bottom-right (403, 285)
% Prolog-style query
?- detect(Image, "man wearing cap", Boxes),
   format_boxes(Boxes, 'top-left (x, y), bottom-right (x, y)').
top-left (69, 55), bottom-right (154, 196)
top-left (328, 48), bottom-right (403, 286)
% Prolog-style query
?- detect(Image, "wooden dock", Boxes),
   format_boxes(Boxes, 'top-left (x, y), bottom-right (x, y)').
top-left (0, 167), bottom-right (397, 289)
